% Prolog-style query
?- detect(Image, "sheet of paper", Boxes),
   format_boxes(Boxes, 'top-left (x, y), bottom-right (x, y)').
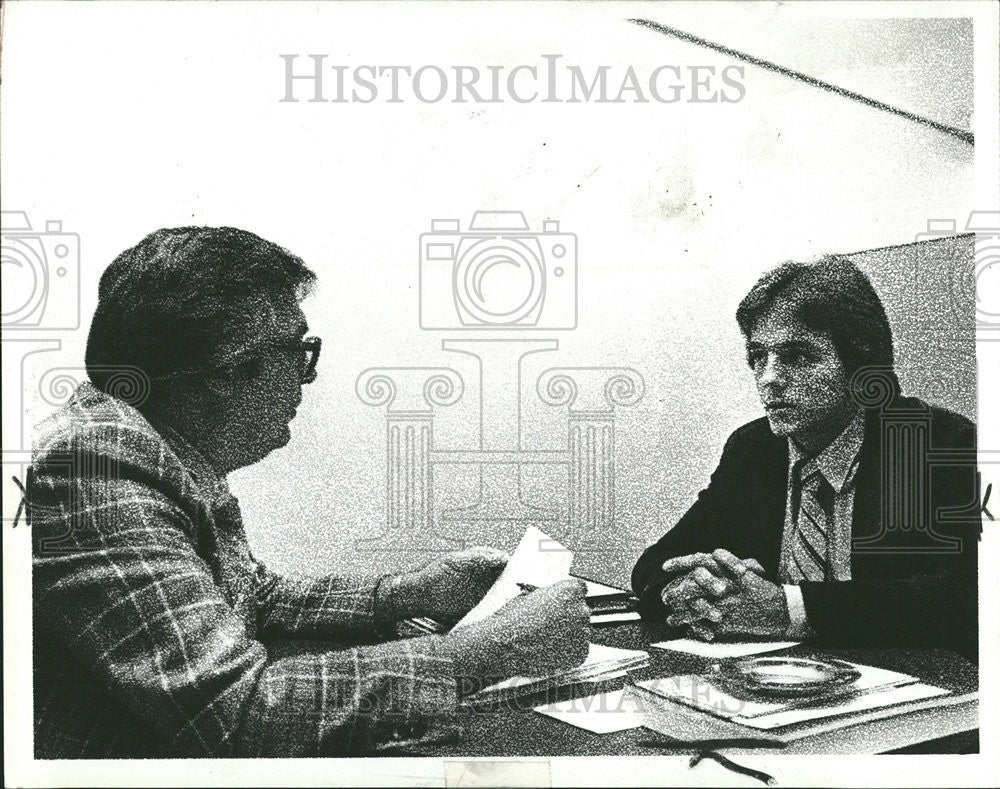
top-left (582, 579), bottom-right (628, 596)
top-left (650, 638), bottom-right (801, 658)
top-left (741, 682), bottom-right (952, 729)
top-left (534, 689), bottom-right (645, 734)
top-left (452, 526), bottom-right (573, 630)
top-left (641, 661), bottom-right (925, 727)
top-left (470, 643), bottom-right (649, 699)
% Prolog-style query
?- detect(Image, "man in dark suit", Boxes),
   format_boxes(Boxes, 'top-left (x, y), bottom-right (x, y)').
top-left (632, 256), bottom-right (979, 659)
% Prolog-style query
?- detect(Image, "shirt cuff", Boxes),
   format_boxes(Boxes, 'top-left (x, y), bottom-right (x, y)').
top-left (783, 584), bottom-right (814, 639)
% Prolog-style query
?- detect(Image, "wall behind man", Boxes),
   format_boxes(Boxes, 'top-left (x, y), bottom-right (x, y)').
top-left (232, 234), bottom-right (977, 590)
top-left (5, 5), bottom-right (976, 587)
top-left (851, 237), bottom-right (976, 425)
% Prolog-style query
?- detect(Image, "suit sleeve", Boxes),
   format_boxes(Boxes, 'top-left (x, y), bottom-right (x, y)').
top-left (254, 564), bottom-right (397, 642)
top-left (631, 432), bottom-right (741, 621)
top-left (799, 565), bottom-right (977, 657)
top-left (31, 439), bottom-right (460, 756)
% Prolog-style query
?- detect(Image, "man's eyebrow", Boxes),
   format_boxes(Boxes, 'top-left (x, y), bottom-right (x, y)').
top-left (746, 340), bottom-right (819, 352)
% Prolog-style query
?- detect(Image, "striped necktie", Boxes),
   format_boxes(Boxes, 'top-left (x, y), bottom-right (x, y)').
top-left (789, 460), bottom-right (834, 582)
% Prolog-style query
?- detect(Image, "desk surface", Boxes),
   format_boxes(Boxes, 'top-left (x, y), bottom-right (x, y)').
top-left (412, 622), bottom-right (979, 757)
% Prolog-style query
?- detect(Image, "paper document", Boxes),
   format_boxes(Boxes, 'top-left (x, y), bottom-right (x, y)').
top-left (452, 526), bottom-right (573, 630)
top-left (639, 661), bottom-right (950, 729)
top-left (467, 643), bottom-right (649, 703)
top-left (582, 579), bottom-right (628, 596)
top-left (650, 638), bottom-right (800, 658)
top-left (591, 612), bottom-right (641, 625)
top-left (745, 682), bottom-right (951, 729)
top-left (534, 689), bottom-right (645, 733)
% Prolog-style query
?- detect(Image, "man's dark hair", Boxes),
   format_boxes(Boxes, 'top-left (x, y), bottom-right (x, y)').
top-left (735, 255), bottom-right (898, 392)
top-left (86, 226), bottom-right (316, 405)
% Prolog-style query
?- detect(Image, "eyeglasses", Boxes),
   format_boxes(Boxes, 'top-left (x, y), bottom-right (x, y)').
top-left (272, 335), bottom-right (322, 383)
top-left (148, 334), bottom-right (322, 384)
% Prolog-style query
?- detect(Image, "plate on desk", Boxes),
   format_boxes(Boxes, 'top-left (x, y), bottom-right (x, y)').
top-left (722, 657), bottom-right (861, 698)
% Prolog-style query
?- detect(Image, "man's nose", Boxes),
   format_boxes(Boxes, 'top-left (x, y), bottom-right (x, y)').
top-left (756, 354), bottom-right (784, 389)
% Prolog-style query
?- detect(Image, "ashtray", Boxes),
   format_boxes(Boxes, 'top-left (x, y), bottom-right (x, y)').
top-left (718, 657), bottom-right (861, 698)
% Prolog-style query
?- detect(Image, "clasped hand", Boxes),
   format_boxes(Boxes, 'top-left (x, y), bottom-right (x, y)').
top-left (659, 549), bottom-right (789, 641)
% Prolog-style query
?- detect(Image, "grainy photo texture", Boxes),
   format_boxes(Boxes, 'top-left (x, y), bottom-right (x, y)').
top-left (2, 2), bottom-right (998, 787)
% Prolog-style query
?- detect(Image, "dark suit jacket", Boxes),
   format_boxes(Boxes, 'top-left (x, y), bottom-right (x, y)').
top-left (632, 398), bottom-right (979, 659)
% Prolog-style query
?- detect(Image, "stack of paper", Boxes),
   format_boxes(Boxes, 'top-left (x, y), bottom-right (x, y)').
top-left (635, 661), bottom-right (951, 730)
top-left (465, 642), bottom-right (650, 704)
top-left (582, 578), bottom-right (641, 625)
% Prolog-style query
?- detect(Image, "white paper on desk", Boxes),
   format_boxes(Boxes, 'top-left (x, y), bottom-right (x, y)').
top-left (742, 682), bottom-right (951, 729)
top-left (534, 689), bottom-right (645, 734)
top-left (650, 638), bottom-right (800, 658)
top-left (470, 643), bottom-right (649, 700)
top-left (452, 526), bottom-right (573, 630)
top-left (642, 661), bottom-right (942, 729)
top-left (591, 612), bottom-right (642, 625)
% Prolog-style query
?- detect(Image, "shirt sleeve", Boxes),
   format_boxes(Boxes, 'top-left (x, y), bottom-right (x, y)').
top-left (31, 459), bottom-right (461, 756)
top-left (782, 584), bottom-right (814, 639)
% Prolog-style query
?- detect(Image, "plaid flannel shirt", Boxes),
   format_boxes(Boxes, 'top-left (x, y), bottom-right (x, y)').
top-left (31, 383), bottom-right (460, 758)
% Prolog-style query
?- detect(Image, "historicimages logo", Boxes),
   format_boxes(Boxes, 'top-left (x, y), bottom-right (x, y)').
top-left (279, 53), bottom-right (746, 104)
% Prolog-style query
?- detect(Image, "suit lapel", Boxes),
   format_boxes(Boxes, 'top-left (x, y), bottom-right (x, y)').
top-left (851, 409), bottom-right (883, 547)
top-left (751, 427), bottom-right (789, 576)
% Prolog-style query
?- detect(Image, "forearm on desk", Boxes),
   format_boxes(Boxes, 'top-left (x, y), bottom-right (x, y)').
top-left (240, 635), bottom-right (463, 755)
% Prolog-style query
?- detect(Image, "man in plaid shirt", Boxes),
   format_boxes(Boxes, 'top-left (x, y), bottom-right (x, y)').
top-left (31, 226), bottom-right (590, 758)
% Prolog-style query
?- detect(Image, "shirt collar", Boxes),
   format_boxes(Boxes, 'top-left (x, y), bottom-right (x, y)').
top-left (788, 410), bottom-right (865, 494)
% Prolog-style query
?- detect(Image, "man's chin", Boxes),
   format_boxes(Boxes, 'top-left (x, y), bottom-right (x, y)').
top-left (260, 424), bottom-right (293, 458)
top-left (765, 414), bottom-right (798, 438)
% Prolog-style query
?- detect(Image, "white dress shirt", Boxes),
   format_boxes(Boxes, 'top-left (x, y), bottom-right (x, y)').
top-left (779, 410), bottom-right (865, 637)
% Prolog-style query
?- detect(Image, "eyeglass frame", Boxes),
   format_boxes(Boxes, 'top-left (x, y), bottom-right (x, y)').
top-left (147, 334), bottom-right (322, 384)
top-left (270, 335), bottom-right (322, 383)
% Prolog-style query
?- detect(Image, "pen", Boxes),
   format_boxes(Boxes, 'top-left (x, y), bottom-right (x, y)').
top-left (517, 582), bottom-right (639, 609)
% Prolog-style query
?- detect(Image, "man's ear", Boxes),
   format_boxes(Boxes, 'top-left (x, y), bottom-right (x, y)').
top-left (202, 365), bottom-right (241, 399)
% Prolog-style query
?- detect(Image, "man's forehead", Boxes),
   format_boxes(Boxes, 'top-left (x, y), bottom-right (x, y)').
top-left (748, 306), bottom-right (828, 346)
top-left (257, 296), bottom-right (306, 330)
top-left (235, 297), bottom-right (307, 347)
